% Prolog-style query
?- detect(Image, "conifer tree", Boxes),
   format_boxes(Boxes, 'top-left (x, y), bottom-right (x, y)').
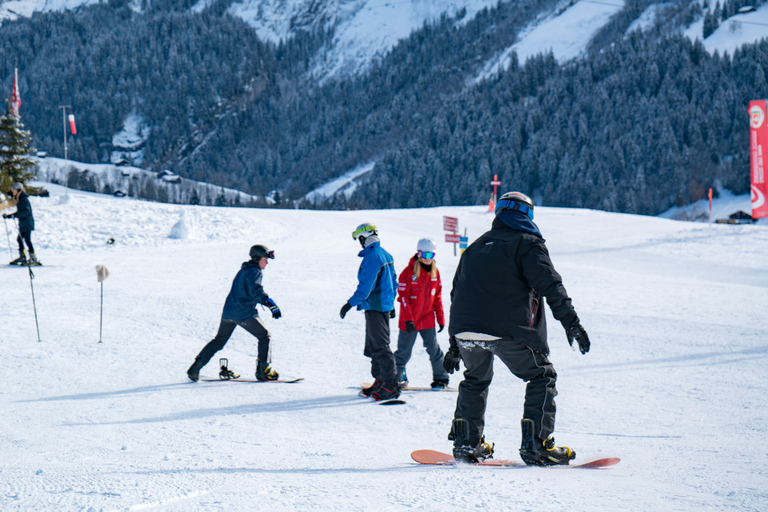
top-left (0, 100), bottom-right (37, 194)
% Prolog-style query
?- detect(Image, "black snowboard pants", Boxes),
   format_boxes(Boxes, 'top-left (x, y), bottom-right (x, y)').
top-left (453, 338), bottom-right (558, 447)
top-left (363, 310), bottom-right (397, 386)
top-left (195, 317), bottom-right (271, 368)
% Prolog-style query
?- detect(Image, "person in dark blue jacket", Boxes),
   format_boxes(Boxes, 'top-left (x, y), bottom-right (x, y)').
top-left (3, 182), bottom-right (37, 265)
top-left (340, 223), bottom-right (400, 400)
top-left (187, 244), bottom-right (282, 382)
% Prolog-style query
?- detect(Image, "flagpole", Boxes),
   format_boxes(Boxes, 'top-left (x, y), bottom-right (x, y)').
top-left (58, 105), bottom-right (71, 195)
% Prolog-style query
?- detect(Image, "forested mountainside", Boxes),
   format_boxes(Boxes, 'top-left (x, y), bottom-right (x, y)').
top-left (1, 0), bottom-right (766, 214)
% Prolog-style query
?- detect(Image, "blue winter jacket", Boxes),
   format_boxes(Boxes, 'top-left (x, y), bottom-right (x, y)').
top-left (221, 261), bottom-right (270, 322)
top-left (349, 241), bottom-right (397, 312)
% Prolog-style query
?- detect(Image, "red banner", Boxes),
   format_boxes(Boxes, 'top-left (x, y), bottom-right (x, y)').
top-left (68, 114), bottom-right (77, 135)
top-left (750, 100), bottom-right (768, 219)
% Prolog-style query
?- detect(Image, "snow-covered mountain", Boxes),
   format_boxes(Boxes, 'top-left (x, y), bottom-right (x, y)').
top-left (5, 0), bottom-right (767, 82)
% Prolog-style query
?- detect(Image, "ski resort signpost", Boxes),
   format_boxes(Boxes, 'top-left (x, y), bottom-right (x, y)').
top-left (749, 100), bottom-right (768, 219)
top-left (444, 215), bottom-right (460, 256)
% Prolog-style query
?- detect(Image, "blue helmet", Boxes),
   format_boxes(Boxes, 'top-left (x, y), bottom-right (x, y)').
top-left (495, 191), bottom-right (534, 220)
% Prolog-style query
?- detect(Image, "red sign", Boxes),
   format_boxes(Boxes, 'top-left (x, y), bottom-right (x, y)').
top-left (750, 100), bottom-right (768, 219)
top-left (443, 215), bottom-right (458, 232)
top-left (445, 233), bottom-right (461, 243)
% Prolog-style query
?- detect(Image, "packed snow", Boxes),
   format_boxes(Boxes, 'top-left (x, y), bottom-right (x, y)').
top-left (1, 183), bottom-right (766, 510)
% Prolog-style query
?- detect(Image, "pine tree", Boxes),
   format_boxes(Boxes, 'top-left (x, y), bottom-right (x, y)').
top-left (0, 100), bottom-right (37, 194)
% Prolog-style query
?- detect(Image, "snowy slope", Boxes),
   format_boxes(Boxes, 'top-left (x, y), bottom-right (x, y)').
top-left (1, 184), bottom-right (767, 510)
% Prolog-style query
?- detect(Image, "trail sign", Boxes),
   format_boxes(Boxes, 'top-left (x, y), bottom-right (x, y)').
top-left (445, 234), bottom-right (461, 243)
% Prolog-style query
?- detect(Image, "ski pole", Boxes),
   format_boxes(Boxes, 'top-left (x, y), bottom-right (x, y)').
top-left (2, 214), bottom-right (12, 260)
top-left (27, 263), bottom-right (41, 343)
top-left (99, 280), bottom-right (103, 343)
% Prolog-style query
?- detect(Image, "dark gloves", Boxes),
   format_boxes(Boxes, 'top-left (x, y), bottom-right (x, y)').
top-left (405, 321), bottom-right (416, 333)
top-left (437, 324), bottom-right (444, 333)
top-left (390, 309), bottom-right (396, 319)
top-left (2, 213), bottom-right (10, 218)
top-left (266, 298), bottom-right (281, 319)
top-left (443, 340), bottom-right (461, 374)
top-left (566, 322), bottom-right (590, 354)
top-left (339, 302), bottom-right (352, 319)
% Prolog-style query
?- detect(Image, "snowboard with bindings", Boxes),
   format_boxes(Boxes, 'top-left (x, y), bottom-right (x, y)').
top-left (411, 449), bottom-right (620, 468)
top-left (362, 382), bottom-right (456, 392)
top-left (358, 383), bottom-right (406, 405)
top-left (200, 377), bottom-right (304, 383)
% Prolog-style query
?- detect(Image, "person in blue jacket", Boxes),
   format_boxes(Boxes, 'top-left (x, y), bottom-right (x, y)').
top-left (187, 244), bottom-right (282, 382)
top-left (340, 223), bottom-right (400, 400)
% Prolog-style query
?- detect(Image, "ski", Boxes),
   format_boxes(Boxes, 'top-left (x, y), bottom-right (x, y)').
top-left (200, 377), bottom-right (304, 383)
top-left (7, 262), bottom-right (43, 267)
top-left (411, 449), bottom-right (620, 468)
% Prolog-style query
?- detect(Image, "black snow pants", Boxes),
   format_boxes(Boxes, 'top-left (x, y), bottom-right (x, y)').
top-left (453, 338), bottom-right (558, 446)
top-left (363, 310), bottom-right (397, 386)
top-left (195, 317), bottom-right (271, 368)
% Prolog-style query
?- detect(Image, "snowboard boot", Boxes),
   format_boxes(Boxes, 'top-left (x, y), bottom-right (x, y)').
top-left (430, 378), bottom-right (449, 389)
top-left (360, 379), bottom-right (381, 397)
top-left (371, 381), bottom-right (401, 401)
top-left (451, 418), bottom-right (494, 463)
top-left (218, 358), bottom-right (240, 380)
top-left (255, 359), bottom-right (279, 381)
top-left (519, 418), bottom-right (576, 466)
top-left (10, 250), bottom-right (26, 265)
top-left (187, 357), bottom-right (205, 382)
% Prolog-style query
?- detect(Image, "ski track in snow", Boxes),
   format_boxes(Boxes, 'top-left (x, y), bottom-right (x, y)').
top-left (1, 184), bottom-right (767, 511)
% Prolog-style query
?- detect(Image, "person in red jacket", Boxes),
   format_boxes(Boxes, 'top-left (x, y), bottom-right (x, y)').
top-left (394, 238), bottom-right (450, 389)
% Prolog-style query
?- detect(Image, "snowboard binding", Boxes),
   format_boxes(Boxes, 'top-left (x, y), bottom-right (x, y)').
top-left (218, 358), bottom-right (240, 380)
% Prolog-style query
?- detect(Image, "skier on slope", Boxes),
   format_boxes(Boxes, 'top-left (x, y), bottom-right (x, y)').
top-left (444, 192), bottom-right (591, 465)
top-left (393, 237), bottom-right (451, 389)
top-left (339, 223), bottom-right (401, 401)
top-left (187, 244), bottom-right (282, 382)
top-left (3, 182), bottom-right (38, 265)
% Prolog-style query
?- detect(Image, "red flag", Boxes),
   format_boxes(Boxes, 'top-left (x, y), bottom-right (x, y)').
top-left (68, 114), bottom-right (77, 135)
top-left (749, 100), bottom-right (768, 219)
top-left (11, 68), bottom-right (21, 116)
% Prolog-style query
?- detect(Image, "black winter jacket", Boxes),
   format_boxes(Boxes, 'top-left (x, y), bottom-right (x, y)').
top-left (449, 217), bottom-right (578, 355)
top-left (10, 192), bottom-right (34, 232)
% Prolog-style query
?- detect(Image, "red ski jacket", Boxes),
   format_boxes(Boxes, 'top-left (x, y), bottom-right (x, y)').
top-left (397, 256), bottom-right (445, 332)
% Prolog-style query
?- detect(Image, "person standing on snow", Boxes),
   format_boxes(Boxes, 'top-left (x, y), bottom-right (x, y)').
top-left (393, 238), bottom-right (450, 389)
top-left (444, 192), bottom-right (591, 465)
top-left (339, 223), bottom-right (400, 401)
top-left (187, 244), bottom-right (282, 382)
top-left (3, 182), bottom-right (37, 265)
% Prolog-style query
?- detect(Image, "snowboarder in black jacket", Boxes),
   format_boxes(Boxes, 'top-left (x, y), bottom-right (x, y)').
top-left (444, 192), bottom-right (591, 466)
top-left (3, 182), bottom-right (37, 265)
top-left (186, 244), bottom-right (282, 382)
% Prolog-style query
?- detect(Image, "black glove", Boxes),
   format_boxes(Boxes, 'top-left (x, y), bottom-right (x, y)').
top-left (405, 321), bottom-right (416, 333)
top-left (437, 324), bottom-right (444, 333)
top-left (443, 344), bottom-right (461, 374)
top-left (389, 309), bottom-right (396, 319)
top-left (566, 322), bottom-right (590, 354)
top-left (339, 302), bottom-right (352, 319)
top-left (2, 213), bottom-right (9, 219)
top-left (266, 298), bottom-right (281, 319)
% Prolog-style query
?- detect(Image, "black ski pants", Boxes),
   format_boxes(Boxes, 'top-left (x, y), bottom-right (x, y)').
top-left (363, 310), bottom-right (397, 386)
top-left (195, 317), bottom-right (271, 368)
top-left (453, 338), bottom-right (558, 446)
top-left (17, 231), bottom-right (34, 254)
